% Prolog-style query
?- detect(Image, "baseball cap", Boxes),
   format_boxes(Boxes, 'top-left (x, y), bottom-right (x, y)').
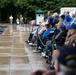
top-left (57, 43), bottom-right (76, 68)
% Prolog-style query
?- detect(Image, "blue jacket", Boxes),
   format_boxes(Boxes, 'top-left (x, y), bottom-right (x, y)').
top-left (43, 27), bottom-right (56, 37)
top-left (65, 14), bottom-right (72, 22)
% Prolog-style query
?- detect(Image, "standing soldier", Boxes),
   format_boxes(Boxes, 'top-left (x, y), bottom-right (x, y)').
top-left (9, 15), bottom-right (13, 25)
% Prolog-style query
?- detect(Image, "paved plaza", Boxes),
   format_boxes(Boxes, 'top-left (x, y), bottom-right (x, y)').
top-left (0, 24), bottom-right (47, 75)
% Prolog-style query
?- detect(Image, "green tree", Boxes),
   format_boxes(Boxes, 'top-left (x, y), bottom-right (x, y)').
top-left (0, 0), bottom-right (76, 22)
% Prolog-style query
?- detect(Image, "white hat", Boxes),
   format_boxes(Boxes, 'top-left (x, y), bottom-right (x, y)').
top-left (53, 13), bottom-right (58, 16)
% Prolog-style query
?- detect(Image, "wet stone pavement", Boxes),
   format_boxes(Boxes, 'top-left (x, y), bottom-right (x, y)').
top-left (0, 24), bottom-right (47, 75)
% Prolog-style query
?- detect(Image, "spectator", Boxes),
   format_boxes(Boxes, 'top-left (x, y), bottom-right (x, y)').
top-left (65, 23), bottom-right (76, 45)
top-left (41, 15), bottom-right (66, 58)
top-left (25, 10), bottom-right (53, 45)
top-left (70, 13), bottom-right (76, 25)
top-left (31, 43), bottom-right (76, 75)
top-left (54, 43), bottom-right (76, 74)
top-left (43, 24), bottom-right (56, 38)
top-left (52, 13), bottom-right (59, 27)
top-left (24, 17), bottom-right (27, 24)
top-left (38, 10), bottom-right (54, 35)
top-left (41, 24), bottom-right (67, 58)
top-left (45, 10), bottom-right (54, 25)
top-left (55, 15), bottom-right (65, 29)
top-left (63, 11), bottom-right (72, 29)
top-left (20, 14), bottom-right (24, 25)
top-left (65, 11), bottom-right (72, 22)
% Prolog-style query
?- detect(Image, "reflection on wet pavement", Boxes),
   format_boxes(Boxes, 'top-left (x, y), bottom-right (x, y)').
top-left (0, 25), bottom-right (47, 75)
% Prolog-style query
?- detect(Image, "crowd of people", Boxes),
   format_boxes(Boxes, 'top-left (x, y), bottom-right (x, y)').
top-left (25, 10), bottom-right (76, 75)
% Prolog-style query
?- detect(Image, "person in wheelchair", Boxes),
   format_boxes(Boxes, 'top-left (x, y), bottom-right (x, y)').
top-left (41, 24), bottom-right (67, 58)
top-left (25, 10), bottom-right (53, 46)
top-left (31, 43), bottom-right (76, 75)
top-left (25, 24), bottom-right (43, 44)
top-left (37, 13), bottom-right (60, 51)
top-left (37, 24), bottom-right (56, 51)
top-left (65, 23), bottom-right (76, 45)
top-left (41, 15), bottom-right (66, 57)
top-left (44, 25), bottom-right (67, 62)
top-left (37, 23), bottom-right (56, 51)
top-left (55, 25), bottom-right (67, 46)
top-left (46, 23), bottom-right (76, 65)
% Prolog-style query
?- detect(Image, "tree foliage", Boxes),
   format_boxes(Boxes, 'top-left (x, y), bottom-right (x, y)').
top-left (0, 0), bottom-right (76, 22)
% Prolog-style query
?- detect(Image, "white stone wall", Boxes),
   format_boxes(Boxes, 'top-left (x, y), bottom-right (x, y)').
top-left (60, 7), bottom-right (76, 16)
